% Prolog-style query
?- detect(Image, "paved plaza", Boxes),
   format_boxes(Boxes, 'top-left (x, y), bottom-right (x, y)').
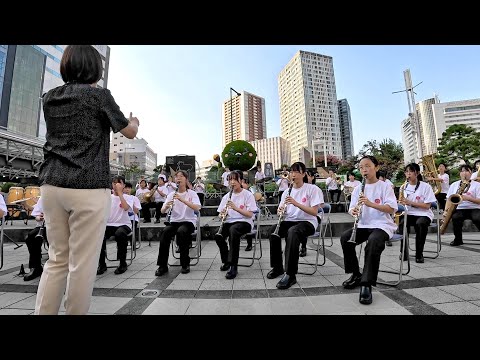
top-left (1, 228), bottom-right (480, 315)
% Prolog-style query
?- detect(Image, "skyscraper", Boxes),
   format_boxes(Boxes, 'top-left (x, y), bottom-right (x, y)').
top-left (278, 50), bottom-right (341, 164)
top-left (433, 98), bottom-right (480, 138)
top-left (337, 99), bottom-right (354, 159)
top-left (221, 90), bottom-right (266, 149)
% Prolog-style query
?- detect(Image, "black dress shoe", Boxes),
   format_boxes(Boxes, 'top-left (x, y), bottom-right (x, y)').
top-left (342, 273), bottom-right (362, 289)
top-left (385, 240), bottom-right (393, 247)
top-left (267, 268), bottom-right (284, 279)
top-left (299, 247), bottom-right (307, 257)
top-left (245, 244), bottom-right (253, 252)
top-left (155, 267), bottom-right (168, 276)
top-left (23, 267), bottom-right (43, 281)
top-left (114, 263), bottom-right (128, 275)
top-left (359, 285), bottom-right (372, 305)
top-left (154, 219), bottom-right (161, 224)
top-left (415, 256), bottom-right (424, 263)
top-left (226, 265), bottom-right (238, 279)
top-left (220, 263), bottom-right (230, 271)
top-left (450, 240), bottom-right (464, 246)
top-left (276, 274), bottom-right (297, 289)
top-left (96, 264), bottom-right (107, 275)
top-left (175, 245), bottom-right (180, 253)
top-left (181, 266), bottom-right (190, 274)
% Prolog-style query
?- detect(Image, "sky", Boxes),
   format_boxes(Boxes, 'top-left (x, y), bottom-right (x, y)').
top-left (106, 45), bottom-right (480, 167)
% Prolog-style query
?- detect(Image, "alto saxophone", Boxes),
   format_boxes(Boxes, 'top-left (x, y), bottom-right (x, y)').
top-left (395, 180), bottom-right (408, 226)
top-left (347, 176), bottom-right (367, 243)
top-left (440, 179), bottom-right (471, 234)
top-left (215, 187), bottom-right (234, 240)
top-left (271, 182), bottom-right (294, 240)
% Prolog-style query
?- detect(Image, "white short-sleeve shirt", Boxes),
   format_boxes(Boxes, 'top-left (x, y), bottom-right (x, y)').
top-left (402, 181), bottom-right (436, 220)
top-left (279, 183), bottom-right (323, 230)
top-left (217, 189), bottom-right (258, 230)
top-left (162, 189), bottom-right (201, 226)
top-left (107, 194), bottom-right (135, 229)
top-left (447, 180), bottom-right (480, 210)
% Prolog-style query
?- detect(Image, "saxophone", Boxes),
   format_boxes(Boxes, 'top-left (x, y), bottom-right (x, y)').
top-left (347, 176), bottom-right (367, 243)
top-left (271, 182), bottom-right (294, 240)
top-left (395, 180), bottom-right (408, 225)
top-left (421, 154), bottom-right (442, 195)
top-left (214, 187), bottom-right (233, 240)
top-left (440, 179), bottom-right (471, 234)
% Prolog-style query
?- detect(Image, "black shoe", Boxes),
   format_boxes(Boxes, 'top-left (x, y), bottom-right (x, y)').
top-left (415, 256), bottom-right (424, 263)
top-left (154, 219), bottom-right (161, 224)
top-left (23, 267), bottom-right (43, 281)
top-left (96, 264), bottom-right (107, 275)
top-left (143, 219), bottom-right (151, 223)
top-left (359, 285), bottom-right (372, 305)
top-left (114, 263), bottom-right (128, 275)
top-left (299, 246), bottom-right (307, 257)
top-left (181, 266), bottom-right (190, 274)
top-left (342, 273), bottom-right (362, 289)
top-left (276, 274), bottom-right (297, 289)
top-left (267, 268), bottom-right (284, 279)
top-left (245, 244), bottom-right (253, 252)
top-left (220, 263), bottom-right (230, 271)
top-left (155, 267), bottom-right (168, 276)
top-left (450, 240), bottom-right (464, 246)
top-left (386, 240), bottom-right (393, 247)
top-left (226, 265), bottom-right (238, 279)
top-left (175, 245), bottom-right (180, 253)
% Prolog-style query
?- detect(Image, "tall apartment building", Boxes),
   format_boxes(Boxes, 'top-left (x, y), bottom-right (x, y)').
top-left (249, 137), bottom-right (291, 172)
top-left (110, 134), bottom-right (157, 173)
top-left (221, 90), bottom-right (266, 149)
top-left (0, 45), bottom-right (110, 139)
top-left (278, 50), bottom-right (341, 164)
top-left (401, 117), bottom-right (417, 165)
top-left (433, 98), bottom-right (480, 140)
top-left (337, 99), bottom-right (354, 159)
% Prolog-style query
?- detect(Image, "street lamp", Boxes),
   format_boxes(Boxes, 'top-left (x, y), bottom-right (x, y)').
top-left (311, 137), bottom-right (327, 168)
top-left (230, 87), bottom-right (241, 144)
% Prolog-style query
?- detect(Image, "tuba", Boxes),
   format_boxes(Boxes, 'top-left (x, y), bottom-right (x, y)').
top-left (420, 154), bottom-right (442, 195)
top-left (440, 179), bottom-right (471, 234)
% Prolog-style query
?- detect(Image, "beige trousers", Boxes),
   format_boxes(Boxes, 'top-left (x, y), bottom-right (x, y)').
top-left (34, 185), bottom-right (111, 315)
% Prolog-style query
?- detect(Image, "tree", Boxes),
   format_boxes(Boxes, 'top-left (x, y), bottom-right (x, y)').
top-left (336, 155), bottom-right (359, 175)
top-left (123, 164), bottom-right (144, 183)
top-left (437, 124), bottom-right (480, 167)
top-left (310, 154), bottom-right (342, 169)
top-left (153, 164), bottom-right (163, 173)
top-left (358, 138), bottom-right (404, 179)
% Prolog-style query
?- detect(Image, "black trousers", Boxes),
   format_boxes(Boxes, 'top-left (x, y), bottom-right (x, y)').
top-left (398, 214), bottom-right (431, 258)
top-left (340, 227), bottom-right (389, 286)
top-left (436, 193), bottom-right (447, 211)
top-left (197, 193), bottom-right (205, 206)
top-left (328, 189), bottom-right (341, 202)
top-left (269, 221), bottom-right (315, 276)
top-left (99, 225), bottom-right (131, 267)
top-left (452, 209), bottom-right (480, 243)
top-left (154, 202), bottom-right (164, 220)
top-left (215, 221), bottom-right (251, 266)
top-left (25, 226), bottom-right (47, 268)
top-left (157, 221), bottom-right (195, 268)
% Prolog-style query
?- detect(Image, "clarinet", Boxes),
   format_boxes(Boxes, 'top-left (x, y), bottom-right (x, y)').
top-left (271, 182), bottom-right (294, 240)
top-left (35, 220), bottom-right (46, 241)
top-left (214, 187), bottom-right (233, 240)
top-left (347, 175), bottom-right (367, 243)
top-left (165, 182), bottom-right (180, 225)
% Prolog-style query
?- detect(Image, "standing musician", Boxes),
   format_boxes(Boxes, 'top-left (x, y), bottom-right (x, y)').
top-left (221, 167), bottom-right (231, 188)
top-left (447, 164), bottom-right (480, 246)
top-left (267, 162), bottom-right (323, 290)
top-left (155, 170), bottom-right (201, 276)
top-left (152, 175), bottom-right (168, 223)
top-left (23, 197), bottom-right (47, 281)
top-left (339, 155), bottom-right (397, 305)
top-left (193, 176), bottom-right (206, 206)
top-left (426, 163), bottom-right (450, 211)
top-left (215, 170), bottom-right (257, 279)
top-left (124, 182), bottom-right (141, 242)
top-left (397, 163), bottom-right (437, 263)
top-left (276, 171), bottom-right (290, 201)
top-left (255, 165), bottom-right (266, 193)
top-left (326, 169), bottom-right (342, 203)
top-left (97, 175), bottom-right (135, 275)
top-left (344, 173), bottom-right (361, 201)
top-left (135, 179), bottom-right (151, 223)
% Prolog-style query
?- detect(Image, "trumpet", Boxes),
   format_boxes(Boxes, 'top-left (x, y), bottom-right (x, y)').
top-left (271, 182), bottom-right (294, 240)
top-left (215, 187), bottom-right (233, 240)
top-left (280, 171), bottom-right (289, 179)
top-left (165, 181), bottom-right (180, 225)
top-left (144, 185), bottom-right (158, 203)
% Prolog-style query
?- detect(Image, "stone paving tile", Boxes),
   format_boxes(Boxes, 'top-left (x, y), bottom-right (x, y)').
top-left (114, 278), bottom-right (150, 290)
top-left (233, 279), bottom-right (266, 290)
top-left (199, 279), bottom-right (233, 291)
top-left (437, 284), bottom-right (480, 301)
top-left (230, 298), bottom-right (273, 315)
top-left (166, 279), bottom-right (203, 291)
top-left (185, 299), bottom-right (230, 315)
top-left (0, 308), bottom-right (34, 315)
top-left (143, 298), bottom-right (193, 315)
top-left (404, 287), bottom-right (463, 304)
top-left (0, 292), bottom-right (35, 308)
top-left (431, 301), bottom-right (480, 315)
top-left (269, 296), bottom-right (316, 315)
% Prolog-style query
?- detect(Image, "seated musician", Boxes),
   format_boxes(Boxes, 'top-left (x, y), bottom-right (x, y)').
top-left (298, 170), bottom-right (319, 257)
top-left (339, 155), bottom-right (397, 305)
top-left (267, 162), bottom-right (322, 290)
top-left (135, 179), bottom-right (152, 223)
top-left (397, 163), bottom-right (436, 263)
top-left (447, 164), bottom-right (480, 246)
top-left (344, 172), bottom-right (361, 201)
top-left (23, 197), bottom-right (47, 281)
top-left (470, 160), bottom-right (480, 181)
top-left (215, 170), bottom-right (257, 279)
top-left (378, 171), bottom-right (395, 190)
top-left (155, 170), bottom-right (201, 276)
top-left (193, 176), bottom-right (206, 206)
top-left (255, 165), bottom-right (265, 193)
top-left (326, 169), bottom-right (342, 203)
top-left (124, 182), bottom-right (141, 242)
top-left (97, 175), bottom-right (135, 275)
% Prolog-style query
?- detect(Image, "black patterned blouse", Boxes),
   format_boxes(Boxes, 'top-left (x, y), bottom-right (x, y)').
top-left (39, 83), bottom-right (129, 189)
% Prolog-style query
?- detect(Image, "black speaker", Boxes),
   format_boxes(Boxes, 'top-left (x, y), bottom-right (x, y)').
top-left (165, 155), bottom-right (196, 183)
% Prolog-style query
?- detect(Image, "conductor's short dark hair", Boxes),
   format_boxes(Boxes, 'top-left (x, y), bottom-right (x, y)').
top-left (60, 45), bottom-right (103, 84)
